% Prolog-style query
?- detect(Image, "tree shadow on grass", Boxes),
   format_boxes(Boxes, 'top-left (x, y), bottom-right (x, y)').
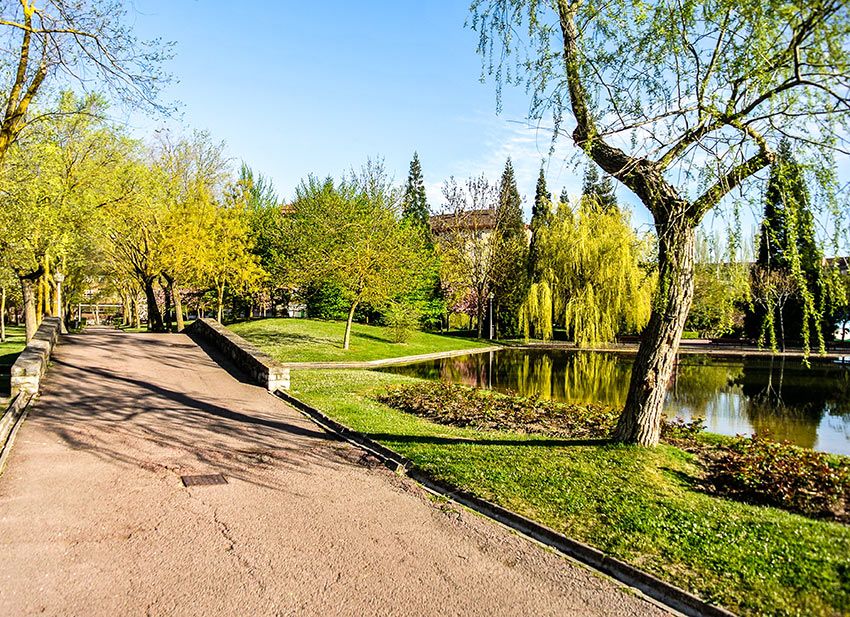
top-left (365, 433), bottom-right (611, 448)
top-left (353, 331), bottom-right (395, 345)
top-left (659, 466), bottom-right (704, 491)
top-left (236, 331), bottom-right (330, 350)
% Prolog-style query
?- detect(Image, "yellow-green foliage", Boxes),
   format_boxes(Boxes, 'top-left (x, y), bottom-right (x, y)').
top-left (519, 280), bottom-right (553, 340)
top-left (521, 200), bottom-right (655, 345)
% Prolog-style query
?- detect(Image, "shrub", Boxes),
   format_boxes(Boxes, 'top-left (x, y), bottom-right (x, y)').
top-left (660, 416), bottom-right (706, 442)
top-left (376, 382), bottom-right (701, 442)
top-left (383, 301), bottom-right (421, 343)
top-left (707, 434), bottom-right (850, 519)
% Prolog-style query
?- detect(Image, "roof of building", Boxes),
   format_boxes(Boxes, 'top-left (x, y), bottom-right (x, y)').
top-left (429, 209), bottom-right (498, 234)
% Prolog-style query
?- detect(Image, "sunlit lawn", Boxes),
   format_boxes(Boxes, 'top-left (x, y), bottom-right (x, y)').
top-left (0, 325), bottom-right (26, 367)
top-left (291, 368), bottom-right (850, 617)
top-left (229, 318), bottom-right (492, 363)
top-left (0, 325), bottom-right (27, 397)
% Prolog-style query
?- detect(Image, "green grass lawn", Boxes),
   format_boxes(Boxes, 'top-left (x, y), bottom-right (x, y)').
top-left (0, 325), bottom-right (26, 367)
top-left (1, 325), bottom-right (27, 397)
top-left (229, 318), bottom-right (493, 363)
top-left (291, 368), bottom-right (850, 617)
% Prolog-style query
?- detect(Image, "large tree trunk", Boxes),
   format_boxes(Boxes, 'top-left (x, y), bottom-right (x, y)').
top-left (216, 283), bottom-right (225, 323)
top-left (19, 275), bottom-right (39, 342)
top-left (343, 301), bottom-right (358, 350)
top-left (173, 286), bottom-right (185, 332)
top-left (1, 286), bottom-right (6, 343)
top-left (162, 278), bottom-right (173, 332)
top-left (143, 277), bottom-right (164, 332)
top-left (133, 295), bottom-right (142, 329)
top-left (36, 276), bottom-right (45, 324)
top-left (613, 220), bottom-right (696, 445)
top-left (121, 291), bottom-right (131, 327)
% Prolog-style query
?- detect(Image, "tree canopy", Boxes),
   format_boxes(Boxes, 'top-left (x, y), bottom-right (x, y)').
top-left (520, 197), bottom-right (654, 344)
top-left (0, 0), bottom-right (172, 163)
top-left (470, 0), bottom-right (850, 445)
top-left (289, 161), bottom-right (433, 349)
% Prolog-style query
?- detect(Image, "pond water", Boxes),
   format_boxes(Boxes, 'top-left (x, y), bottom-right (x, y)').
top-left (379, 349), bottom-right (850, 456)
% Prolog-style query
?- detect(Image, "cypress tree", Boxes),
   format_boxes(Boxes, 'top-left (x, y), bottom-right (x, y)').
top-left (496, 158), bottom-right (525, 239)
top-left (401, 152), bottom-right (430, 231)
top-left (559, 187), bottom-right (570, 206)
top-left (532, 165), bottom-right (549, 224)
top-left (491, 158), bottom-right (529, 337)
top-left (528, 166), bottom-right (552, 278)
top-left (400, 151), bottom-right (443, 326)
top-left (582, 163), bottom-right (617, 210)
top-left (747, 138), bottom-right (829, 345)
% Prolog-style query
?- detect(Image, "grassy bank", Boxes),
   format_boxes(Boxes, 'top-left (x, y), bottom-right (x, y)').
top-left (290, 368), bottom-right (850, 617)
top-left (1, 325), bottom-right (27, 397)
top-left (0, 325), bottom-right (26, 367)
top-left (230, 318), bottom-right (492, 363)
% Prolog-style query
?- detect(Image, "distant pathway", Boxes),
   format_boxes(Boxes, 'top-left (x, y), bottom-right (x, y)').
top-left (278, 344), bottom-right (502, 368)
top-left (0, 328), bottom-right (667, 616)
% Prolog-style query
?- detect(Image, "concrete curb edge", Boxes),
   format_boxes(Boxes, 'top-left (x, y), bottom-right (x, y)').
top-left (274, 388), bottom-right (737, 617)
top-left (0, 393), bottom-right (34, 476)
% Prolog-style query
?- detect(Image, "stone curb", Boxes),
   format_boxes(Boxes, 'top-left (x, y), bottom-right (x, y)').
top-left (0, 392), bottom-right (34, 475)
top-left (274, 389), bottom-right (737, 617)
top-left (10, 317), bottom-right (61, 397)
top-left (186, 318), bottom-right (290, 391)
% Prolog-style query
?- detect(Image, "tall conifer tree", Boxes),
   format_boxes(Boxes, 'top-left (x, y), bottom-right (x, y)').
top-left (748, 138), bottom-right (829, 346)
top-left (402, 152), bottom-right (430, 231)
top-left (581, 163), bottom-right (617, 210)
top-left (490, 158), bottom-right (528, 337)
top-left (528, 166), bottom-right (552, 278)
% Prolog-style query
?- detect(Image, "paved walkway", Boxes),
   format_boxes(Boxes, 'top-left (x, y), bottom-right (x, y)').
top-left (278, 345), bottom-right (503, 369)
top-left (0, 329), bottom-right (668, 616)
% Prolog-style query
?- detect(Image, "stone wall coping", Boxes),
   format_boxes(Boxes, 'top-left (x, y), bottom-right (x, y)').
top-left (10, 318), bottom-right (61, 396)
top-left (186, 318), bottom-right (290, 391)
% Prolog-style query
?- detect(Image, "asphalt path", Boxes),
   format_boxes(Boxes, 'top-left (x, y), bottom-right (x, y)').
top-left (0, 328), bottom-right (669, 616)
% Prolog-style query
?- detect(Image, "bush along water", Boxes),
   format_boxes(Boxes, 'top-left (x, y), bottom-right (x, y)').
top-left (706, 434), bottom-right (849, 522)
top-left (376, 382), bottom-right (850, 523)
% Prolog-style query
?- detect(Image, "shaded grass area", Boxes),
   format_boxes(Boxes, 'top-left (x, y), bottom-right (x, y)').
top-left (0, 325), bottom-right (26, 366)
top-left (0, 325), bottom-right (27, 397)
top-left (291, 369), bottom-right (850, 617)
top-left (230, 318), bottom-right (491, 363)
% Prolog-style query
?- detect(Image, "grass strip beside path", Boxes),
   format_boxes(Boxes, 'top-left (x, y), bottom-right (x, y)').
top-left (0, 326), bottom-right (26, 367)
top-left (291, 369), bottom-right (850, 617)
top-left (229, 318), bottom-right (492, 363)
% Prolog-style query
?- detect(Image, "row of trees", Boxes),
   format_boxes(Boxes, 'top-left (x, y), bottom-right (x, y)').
top-left (0, 92), bottom-right (266, 341)
top-left (684, 139), bottom-right (848, 352)
top-left (1, 0), bottom-right (847, 452)
top-left (470, 0), bottom-right (849, 445)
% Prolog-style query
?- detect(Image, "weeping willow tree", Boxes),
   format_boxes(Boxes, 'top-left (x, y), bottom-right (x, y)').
top-left (471, 0), bottom-right (849, 445)
top-left (520, 198), bottom-right (655, 345)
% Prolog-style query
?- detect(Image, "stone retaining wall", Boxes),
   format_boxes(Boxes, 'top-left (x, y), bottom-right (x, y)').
top-left (186, 318), bottom-right (290, 391)
top-left (10, 317), bottom-right (61, 397)
top-left (0, 392), bottom-right (33, 470)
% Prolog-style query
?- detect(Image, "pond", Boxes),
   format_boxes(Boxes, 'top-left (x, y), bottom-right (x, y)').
top-left (379, 349), bottom-right (850, 456)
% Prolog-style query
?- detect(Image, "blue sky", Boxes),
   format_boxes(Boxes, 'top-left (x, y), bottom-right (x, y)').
top-left (127, 1), bottom-right (636, 225)
top-left (125, 1), bottom-right (847, 252)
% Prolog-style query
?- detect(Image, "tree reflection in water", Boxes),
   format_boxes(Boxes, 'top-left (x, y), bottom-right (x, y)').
top-left (381, 349), bottom-right (850, 454)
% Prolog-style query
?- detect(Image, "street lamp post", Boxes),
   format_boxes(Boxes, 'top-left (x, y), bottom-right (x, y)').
top-left (488, 291), bottom-right (494, 340)
top-left (54, 272), bottom-right (67, 334)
